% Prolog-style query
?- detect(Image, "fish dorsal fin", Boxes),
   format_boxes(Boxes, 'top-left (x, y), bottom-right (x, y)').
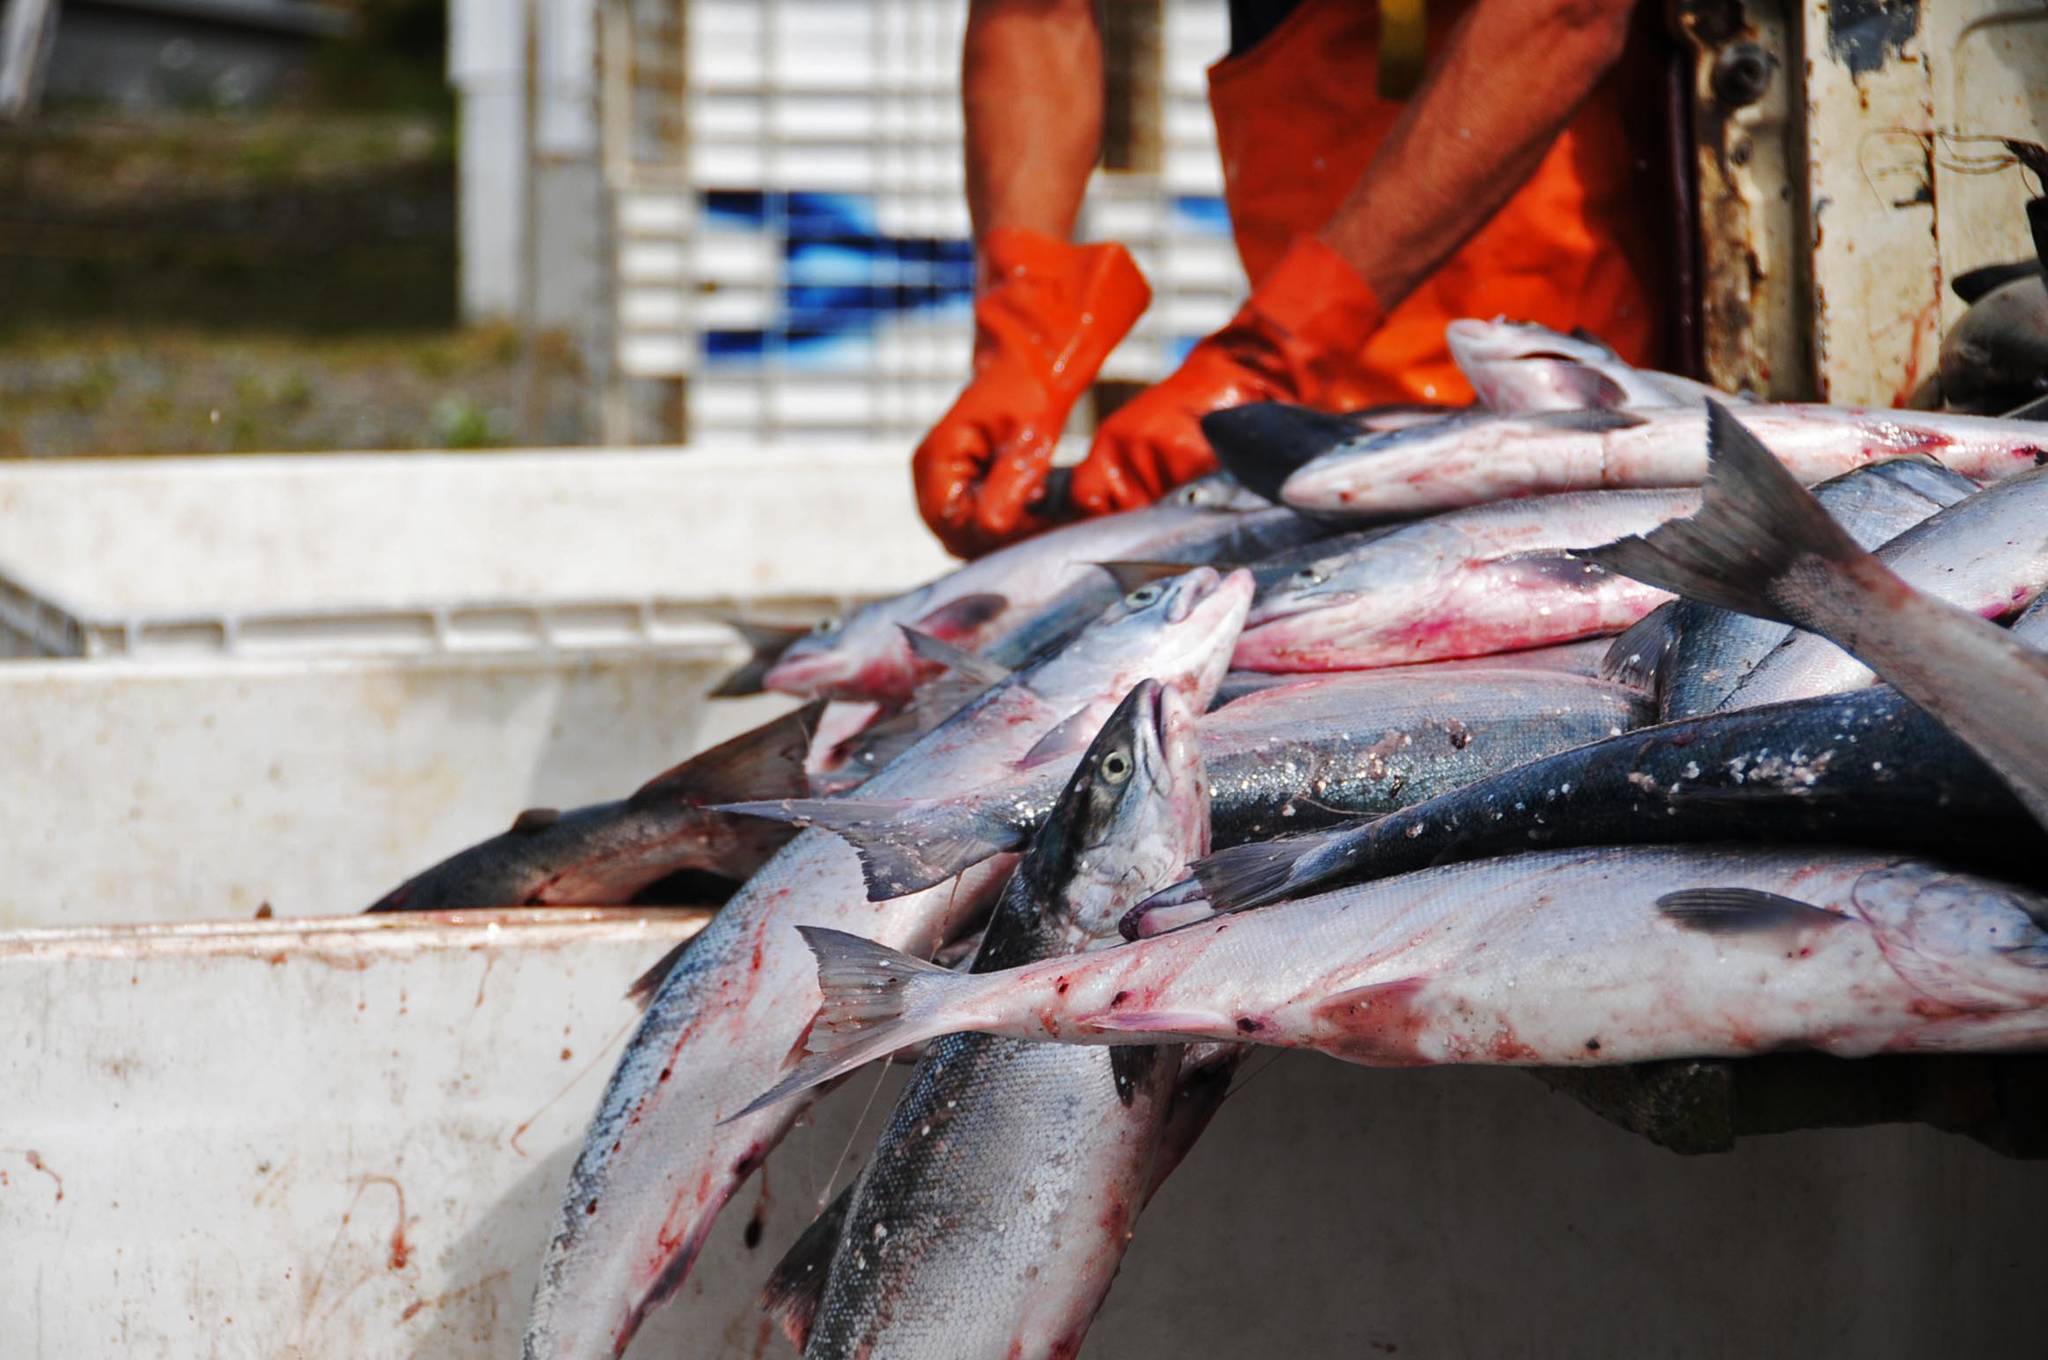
top-left (1655, 888), bottom-right (1849, 938)
top-left (1094, 560), bottom-right (1191, 595)
top-left (625, 937), bottom-right (696, 1011)
top-left (509, 807), bottom-right (561, 836)
top-left (627, 699), bottom-right (826, 810)
top-left (761, 1185), bottom-right (855, 1349)
top-left (710, 618), bottom-right (811, 698)
top-left (910, 591), bottom-right (1008, 642)
top-left (1600, 605), bottom-right (1679, 693)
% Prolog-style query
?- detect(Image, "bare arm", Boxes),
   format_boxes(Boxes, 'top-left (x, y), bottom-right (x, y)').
top-left (1320, 0), bottom-right (1638, 307)
top-left (962, 0), bottom-right (1102, 256)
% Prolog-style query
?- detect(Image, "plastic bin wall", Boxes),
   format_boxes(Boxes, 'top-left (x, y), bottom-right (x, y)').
top-left (0, 447), bottom-right (949, 927)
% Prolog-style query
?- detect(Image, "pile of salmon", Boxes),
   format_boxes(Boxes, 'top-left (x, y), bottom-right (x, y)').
top-left (370, 320), bottom-right (2048, 1358)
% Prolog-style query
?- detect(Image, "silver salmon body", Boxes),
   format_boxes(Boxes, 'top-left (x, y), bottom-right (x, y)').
top-left (724, 666), bottom-right (1647, 902)
top-left (1232, 489), bottom-right (1693, 671)
top-left (1277, 402), bottom-right (2048, 520)
top-left (523, 568), bottom-right (1252, 1359)
top-left (750, 847), bottom-right (2048, 1106)
top-left (783, 679), bottom-right (1210, 1359)
top-left (764, 478), bottom-right (1314, 704)
top-left (1446, 317), bottom-right (1718, 413)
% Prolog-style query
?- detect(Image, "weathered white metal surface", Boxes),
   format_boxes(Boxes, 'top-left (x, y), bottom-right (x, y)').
top-left (6, 913), bottom-right (2043, 1359)
top-left (1928, 4), bottom-right (2048, 324)
top-left (1801, 1), bottom-right (1944, 405)
top-left (1687, 2), bottom-right (2048, 404)
top-left (0, 651), bottom-right (800, 928)
top-left (0, 445), bottom-right (948, 655)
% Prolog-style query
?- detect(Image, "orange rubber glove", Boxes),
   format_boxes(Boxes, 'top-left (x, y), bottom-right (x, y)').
top-left (1070, 234), bottom-right (1386, 514)
top-left (912, 228), bottom-right (1151, 558)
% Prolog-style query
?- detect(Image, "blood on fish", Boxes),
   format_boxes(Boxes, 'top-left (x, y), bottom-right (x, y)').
top-left (1309, 978), bottom-right (1434, 1066)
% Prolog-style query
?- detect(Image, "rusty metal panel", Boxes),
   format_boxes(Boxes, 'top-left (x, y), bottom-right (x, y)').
top-left (1678, 2), bottom-right (1809, 398)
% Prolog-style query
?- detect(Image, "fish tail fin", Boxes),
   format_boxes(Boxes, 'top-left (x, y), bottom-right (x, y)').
top-left (710, 619), bottom-right (811, 698)
top-left (1575, 400), bottom-right (1872, 624)
top-left (760, 1184), bottom-right (854, 1349)
top-left (627, 699), bottom-right (826, 810)
top-left (1199, 402), bottom-right (1358, 502)
top-left (1190, 832), bottom-right (1339, 912)
top-left (712, 796), bottom-right (1018, 901)
top-left (729, 928), bottom-right (973, 1118)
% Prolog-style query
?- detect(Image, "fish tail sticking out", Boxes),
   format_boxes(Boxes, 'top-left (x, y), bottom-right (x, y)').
top-left (1573, 401), bottom-right (1867, 625)
top-left (710, 796), bottom-right (1019, 901)
top-left (1599, 604), bottom-right (1679, 693)
top-left (1188, 832), bottom-right (1336, 915)
top-left (760, 1183), bottom-right (854, 1350)
top-left (1580, 400), bottom-right (2048, 830)
top-left (1199, 402), bottom-right (1359, 503)
top-left (626, 698), bottom-right (827, 810)
top-left (730, 927), bottom-right (978, 1118)
top-left (709, 620), bottom-right (811, 698)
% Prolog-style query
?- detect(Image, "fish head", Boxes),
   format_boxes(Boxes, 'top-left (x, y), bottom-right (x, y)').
top-left (1041, 565), bottom-right (1254, 716)
top-left (1245, 523), bottom-right (1444, 628)
top-left (760, 609), bottom-right (883, 699)
top-left (1026, 678), bottom-right (1211, 940)
top-left (1164, 473), bottom-right (1271, 513)
top-left (1447, 319), bottom-right (1634, 414)
top-left (1851, 863), bottom-right (2048, 1009)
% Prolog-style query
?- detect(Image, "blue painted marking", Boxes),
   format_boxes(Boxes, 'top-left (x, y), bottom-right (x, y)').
top-left (701, 188), bottom-right (977, 370)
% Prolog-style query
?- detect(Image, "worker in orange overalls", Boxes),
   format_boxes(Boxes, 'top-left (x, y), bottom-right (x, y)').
top-left (914, 0), bottom-right (1667, 558)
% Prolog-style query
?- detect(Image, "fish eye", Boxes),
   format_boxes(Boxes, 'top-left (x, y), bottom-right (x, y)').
top-left (811, 616), bottom-right (842, 637)
top-left (1124, 583), bottom-right (1165, 609)
top-left (1292, 567), bottom-right (1326, 588)
top-left (1100, 750), bottom-right (1132, 783)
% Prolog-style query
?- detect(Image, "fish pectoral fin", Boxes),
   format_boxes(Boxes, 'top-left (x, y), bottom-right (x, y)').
top-left (1079, 1008), bottom-right (1232, 1039)
top-left (711, 796), bottom-right (1015, 902)
top-left (627, 699), bottom-right (827, 809)
top-left (761, 1185), bottom-right (854, 1350)
top-left (1655, 888), bottom-right (1851, 939)
top-left (1017, 709), bottom-right (1105, 769)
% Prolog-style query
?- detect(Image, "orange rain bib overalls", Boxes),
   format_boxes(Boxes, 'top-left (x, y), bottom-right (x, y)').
top-left (1207, 0), bottom-right (1664, 407)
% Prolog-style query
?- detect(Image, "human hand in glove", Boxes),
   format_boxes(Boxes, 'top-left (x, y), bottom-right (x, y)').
top-left (1069, 234), bottom-right (1386, 514)
top-left (912, 227), bottom-right (1149, 558)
